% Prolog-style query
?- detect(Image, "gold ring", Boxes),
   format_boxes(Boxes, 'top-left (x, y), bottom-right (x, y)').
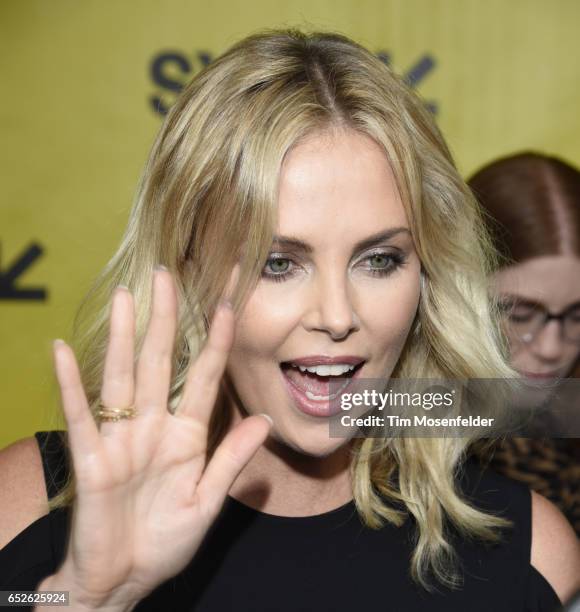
top-left (96, 401), bottom-right (138, 422)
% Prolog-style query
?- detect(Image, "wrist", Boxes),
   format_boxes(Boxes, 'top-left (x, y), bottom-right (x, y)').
top-left (35, 573), bottom-right (138, 612)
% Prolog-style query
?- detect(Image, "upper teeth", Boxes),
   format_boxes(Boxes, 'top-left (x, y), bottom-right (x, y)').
top-left (290, 363), bottom-right (357, 376)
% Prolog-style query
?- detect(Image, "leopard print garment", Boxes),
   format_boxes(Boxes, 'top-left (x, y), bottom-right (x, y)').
top-left (487, 438), bottom-right (580, 537)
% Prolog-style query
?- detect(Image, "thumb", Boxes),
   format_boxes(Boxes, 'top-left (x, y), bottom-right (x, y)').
top-left (195, 414), bottom-right (272, 514)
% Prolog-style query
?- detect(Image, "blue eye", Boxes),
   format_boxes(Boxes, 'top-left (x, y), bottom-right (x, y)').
top-left (362, 251), bottom-right (406, 276)
top-left (369, 253), bottom-right (390, 269)
top-left (262, 256), bottom-right (296, 282)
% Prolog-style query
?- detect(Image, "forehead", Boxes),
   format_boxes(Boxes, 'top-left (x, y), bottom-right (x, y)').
top-left (493, 255), bottom-right (580, 308)
top-left (276, 129), bottom-right (409, 245)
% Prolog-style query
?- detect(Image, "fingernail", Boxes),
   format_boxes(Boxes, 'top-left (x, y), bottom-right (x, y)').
top-left (155, 264), bottom-right (168, 272)
top-left (258, 413), bottom-right (274, 426)
top-left (117, 284), bottom-right (129, 291)
top-left (53, 339), bottom-right (65, 349)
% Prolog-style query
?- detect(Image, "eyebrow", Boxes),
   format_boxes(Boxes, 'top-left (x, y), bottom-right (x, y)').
top-left (270, 227), bottom-right (412, 254)
top-left (499, 295), bottom-right (580, 310)
top-left (498, 295), bottom-right (542, 307)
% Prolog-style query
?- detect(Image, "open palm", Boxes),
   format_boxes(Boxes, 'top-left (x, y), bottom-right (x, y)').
top-left (48, 267), bottom-right (271, 610)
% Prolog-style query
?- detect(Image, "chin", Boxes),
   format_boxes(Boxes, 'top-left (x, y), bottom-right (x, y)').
top-left (270, 424), bottom-right (353, 458)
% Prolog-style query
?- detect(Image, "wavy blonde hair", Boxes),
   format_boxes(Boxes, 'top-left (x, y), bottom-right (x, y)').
top-left (48, 28), bottom-right (516, 591)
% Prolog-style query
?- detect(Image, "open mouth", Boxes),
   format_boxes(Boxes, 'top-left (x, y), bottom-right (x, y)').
top-left (279, 360), bottom-right (365, 401)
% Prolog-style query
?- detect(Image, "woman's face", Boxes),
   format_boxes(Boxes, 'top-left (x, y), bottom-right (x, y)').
top-left (493, 255), bottom-right (580, 382)
top-left (225, 128), bottom-right (421, 457)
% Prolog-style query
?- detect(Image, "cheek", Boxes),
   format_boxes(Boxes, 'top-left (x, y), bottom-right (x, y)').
top-left (563, 346), bottom-right (580, 372)
top-left (506, 339), bottom-right (537, 370)
top-left (509, 344), bottom-right (580, 372)
top-left (507, 348), bottom-right (528, 372)
top-left (357, 268), bottom-right (421, 351)
top-left (225, 295), bottom-right (286, 419)
top-left (230, 288), bottom-right (302, 359)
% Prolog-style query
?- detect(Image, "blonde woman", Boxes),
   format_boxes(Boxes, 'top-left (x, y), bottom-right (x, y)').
top-left (1, 29), bottom-right (578, 611)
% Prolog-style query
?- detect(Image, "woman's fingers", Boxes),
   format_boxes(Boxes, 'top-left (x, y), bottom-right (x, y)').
top-left (99, 286), bottom-right (136, 436)
top-left (175, 264), bottom-right (240, 425)
top-left (174, 300), bottom-right (234, 425)
top-left (134, 268), bottom-right (178, 417)
top-left (195, 414), bottom-right (272, 514)
top-left (52, 340), bottom-right (100, 460)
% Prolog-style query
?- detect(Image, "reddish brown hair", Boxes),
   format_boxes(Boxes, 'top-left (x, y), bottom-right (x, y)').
top-left (468, 151), bottom-right (580, 265)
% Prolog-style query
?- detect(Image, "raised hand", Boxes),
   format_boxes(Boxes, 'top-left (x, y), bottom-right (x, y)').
top-left (39, 266), bottom-right (271, 611)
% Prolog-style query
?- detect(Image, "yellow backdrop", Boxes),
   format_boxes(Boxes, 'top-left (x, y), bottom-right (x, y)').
top-left (1, 0), bottom-right (579, 447)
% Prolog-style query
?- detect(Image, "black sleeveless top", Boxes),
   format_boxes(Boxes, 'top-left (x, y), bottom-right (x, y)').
top-left (0, 431), bottom-right (563, 611)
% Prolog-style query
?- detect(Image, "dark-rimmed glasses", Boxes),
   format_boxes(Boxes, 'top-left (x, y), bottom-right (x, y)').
top-left (497, 297), bottom-right (580, 345)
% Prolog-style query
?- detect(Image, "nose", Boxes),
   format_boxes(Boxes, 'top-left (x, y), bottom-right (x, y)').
top-left (302, 268), bottom-right (360, 339)
top-left (529, 319), bottom-right (565, 361)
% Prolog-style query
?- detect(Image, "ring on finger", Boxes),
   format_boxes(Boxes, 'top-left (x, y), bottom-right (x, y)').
top-left (96, 401), bottom-right (138, 422)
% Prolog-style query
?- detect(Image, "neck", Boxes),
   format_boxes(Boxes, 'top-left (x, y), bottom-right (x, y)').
top-left (226, 409), bottom-right (353, 517)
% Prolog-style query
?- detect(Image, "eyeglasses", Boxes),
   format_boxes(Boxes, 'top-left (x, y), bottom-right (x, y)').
top-left (498, 298), bottom-right (580, 345)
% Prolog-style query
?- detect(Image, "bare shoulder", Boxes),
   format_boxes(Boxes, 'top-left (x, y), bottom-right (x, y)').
top-left (0, 436), bottom-right (49, 550)
top-left (531, 490), bottom-right (580, 605)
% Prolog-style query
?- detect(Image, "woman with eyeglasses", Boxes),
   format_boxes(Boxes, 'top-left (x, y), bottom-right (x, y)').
top-left (469, 151), bottom-right (580, 536)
